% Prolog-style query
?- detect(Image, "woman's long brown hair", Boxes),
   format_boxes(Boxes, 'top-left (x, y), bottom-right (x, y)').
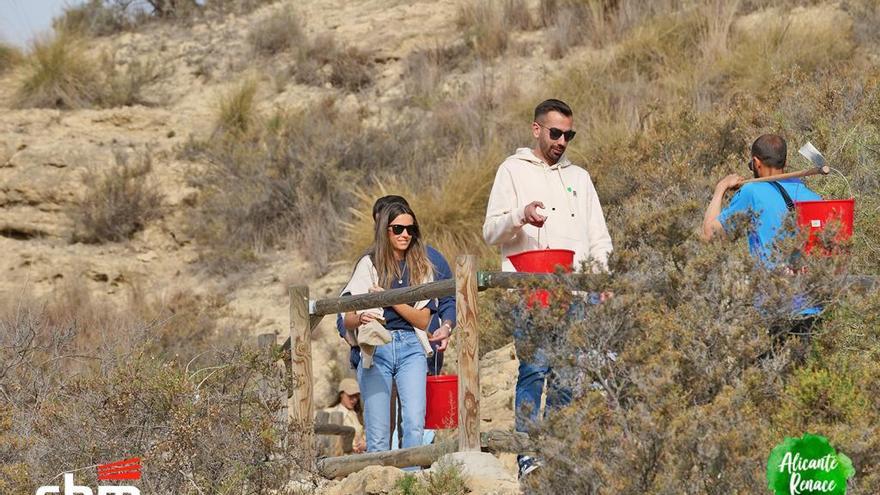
top-left (372, 203), bottom-right (433, 288)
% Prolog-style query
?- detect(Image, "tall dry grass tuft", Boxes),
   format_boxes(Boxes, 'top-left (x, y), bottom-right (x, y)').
top-left (16, 33), bottom-right (102, 109)
top-left (71, 149), bottom-right (164, 244)
top-left (503, 0), bottom-right (535, 31)
top-left (215, 79), bottom-right (259, 135)
top-left (15, 32), bottom-right (164, 109)
top-left (457, 0), bottom-right (510, 59)
top-left (403, 43), bottom-right (470, 107)
top-left (343, 147), bottom-right (501, 268)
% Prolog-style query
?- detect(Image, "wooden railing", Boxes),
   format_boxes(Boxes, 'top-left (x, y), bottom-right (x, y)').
top-left (271, 256), bottom-right (877, 478)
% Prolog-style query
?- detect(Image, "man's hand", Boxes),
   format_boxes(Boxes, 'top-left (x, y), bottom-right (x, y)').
top-left (523, 201), bottom-right (547, 227)
top-left (428, 323), bottom-right (452, 352)
top-left (715, 174), bottom-right (744, 193)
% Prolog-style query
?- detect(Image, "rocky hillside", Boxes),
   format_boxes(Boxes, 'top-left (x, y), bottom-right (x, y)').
top-left (3, 0), bottom-right (880, 493)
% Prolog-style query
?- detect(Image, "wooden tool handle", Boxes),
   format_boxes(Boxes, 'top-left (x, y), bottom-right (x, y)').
top-left (739, 165), bottom-right (830, 185)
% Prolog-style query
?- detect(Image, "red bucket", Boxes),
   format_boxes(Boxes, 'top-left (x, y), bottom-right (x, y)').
top-left (507, 249), bottom-right (575, 307)
top-left (795, 199), bottom-right (855, 254)
top-left (425, 375), bottom-right (458, 429)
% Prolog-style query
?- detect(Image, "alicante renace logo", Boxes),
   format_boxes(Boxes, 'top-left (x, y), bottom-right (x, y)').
top-left (767, 434), bottom-right (854, 495)
top-left (36, 457), bottom-right (142, 495)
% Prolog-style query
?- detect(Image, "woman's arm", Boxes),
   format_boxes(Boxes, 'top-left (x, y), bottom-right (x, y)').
top-left (391, 303), bottom-right (431, 330)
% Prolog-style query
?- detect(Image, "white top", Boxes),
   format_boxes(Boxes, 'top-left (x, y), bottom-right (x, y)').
top-left (483, 148), bottom-right (613, 272)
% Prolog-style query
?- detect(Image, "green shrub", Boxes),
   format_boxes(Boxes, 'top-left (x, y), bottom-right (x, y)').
top-left (71, 149), bottom-right (164, 243)
top-left (392, 460), bottom-right (468, 495)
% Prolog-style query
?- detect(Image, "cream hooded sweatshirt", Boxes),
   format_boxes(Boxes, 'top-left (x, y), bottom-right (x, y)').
top-left (483, 148), bottom-right (613, 272)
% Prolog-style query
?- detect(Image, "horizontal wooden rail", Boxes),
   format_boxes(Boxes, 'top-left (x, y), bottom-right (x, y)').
top-left (317, 430), bottom-right (531, 479)
top-left (310, 271), bottom-right (612, 316)
top-left (313, 279), bottom-right (455, 316)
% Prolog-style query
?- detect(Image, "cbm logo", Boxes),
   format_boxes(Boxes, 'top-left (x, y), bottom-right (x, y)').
top-left (36, 458), bottom-right (141, 495)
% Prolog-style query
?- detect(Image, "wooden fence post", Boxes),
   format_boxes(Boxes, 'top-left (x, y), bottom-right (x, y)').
top-left (455, 255), bottom-right (480, 451)
top-left (288, 285), bottom-right (316, 470)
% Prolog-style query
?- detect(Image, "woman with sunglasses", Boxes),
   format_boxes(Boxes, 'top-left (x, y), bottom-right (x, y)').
top-left (342, 202), bottom-right (437, 452)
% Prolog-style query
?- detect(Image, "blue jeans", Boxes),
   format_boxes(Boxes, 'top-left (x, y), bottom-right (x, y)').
top-left (358, 330), bottom-right (427, 452)
top-left (513, 300), bottom-right (586, 434)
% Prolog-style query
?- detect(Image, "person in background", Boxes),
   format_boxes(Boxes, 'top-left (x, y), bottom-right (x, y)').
top-left (323, 378), bottom-right (366, 453)
top-left (701, 133), bottom-right (822, 345)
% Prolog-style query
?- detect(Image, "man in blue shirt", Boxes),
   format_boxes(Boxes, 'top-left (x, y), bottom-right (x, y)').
top-left (702, 134), bottom-right (822, 341)
top-left (702, 134), bottom-right (821, 260)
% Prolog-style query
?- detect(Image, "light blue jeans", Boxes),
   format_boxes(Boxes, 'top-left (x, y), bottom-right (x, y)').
top-left (358, 330), bottom-right (427, 452)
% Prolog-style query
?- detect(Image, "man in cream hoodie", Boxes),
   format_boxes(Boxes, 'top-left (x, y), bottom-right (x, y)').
top-left (483, 98), bottom-right (612, 478)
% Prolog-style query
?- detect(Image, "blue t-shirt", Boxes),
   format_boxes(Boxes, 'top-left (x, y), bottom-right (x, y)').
top-left (717, 178), bottom-right (821, 315)
top-left (717, 179), bottom-right (821, 264)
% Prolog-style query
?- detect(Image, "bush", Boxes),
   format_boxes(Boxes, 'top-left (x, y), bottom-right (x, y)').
top-left (53, 0), bottom-right (134, 37)
top-left (0, 297), bottom-right (304, 494)
top-left (248, 10), bottom-right (305, 56)
top-left (509, 214), bottom-right (854, 493)
top-left (392, 460), bottom-right (468, 495)
top-left (71, 149), bottom-right (164, 243)
top-left (288, 33), bottom-right (375, 92)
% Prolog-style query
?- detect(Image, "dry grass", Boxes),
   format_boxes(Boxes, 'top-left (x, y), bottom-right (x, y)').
top-left (15, 32), bottom-right (163, 109)
top-left (503, 0), bottom-right (535, 30)
top-left (0, 289), bottom-right (304, 494)
top-left (287, 33), bottom-right (375, 92)
top-left (0, 42), bottom-right (22, 74)
top-left (457, 0), bottom-right (510, 59)
top-left (71, 149), bottom-right (164, 244)
top-left (15, 33), bottom-right (103, 108)
top-left (215, 79), bottom-right (259, 135)
top-left (248, 10), bottom-right (305, 56)
top-left (53, 0), bottom-right (135, 37)
top-left (403, 43), bottom-right (471, 107)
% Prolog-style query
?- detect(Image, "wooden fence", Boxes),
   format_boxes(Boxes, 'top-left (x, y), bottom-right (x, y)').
top-left (267, 256), bottom-right (876, 478)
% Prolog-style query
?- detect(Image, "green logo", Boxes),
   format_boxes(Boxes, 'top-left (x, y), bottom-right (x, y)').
top-left (767, 433), bottom-right (854, 495)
